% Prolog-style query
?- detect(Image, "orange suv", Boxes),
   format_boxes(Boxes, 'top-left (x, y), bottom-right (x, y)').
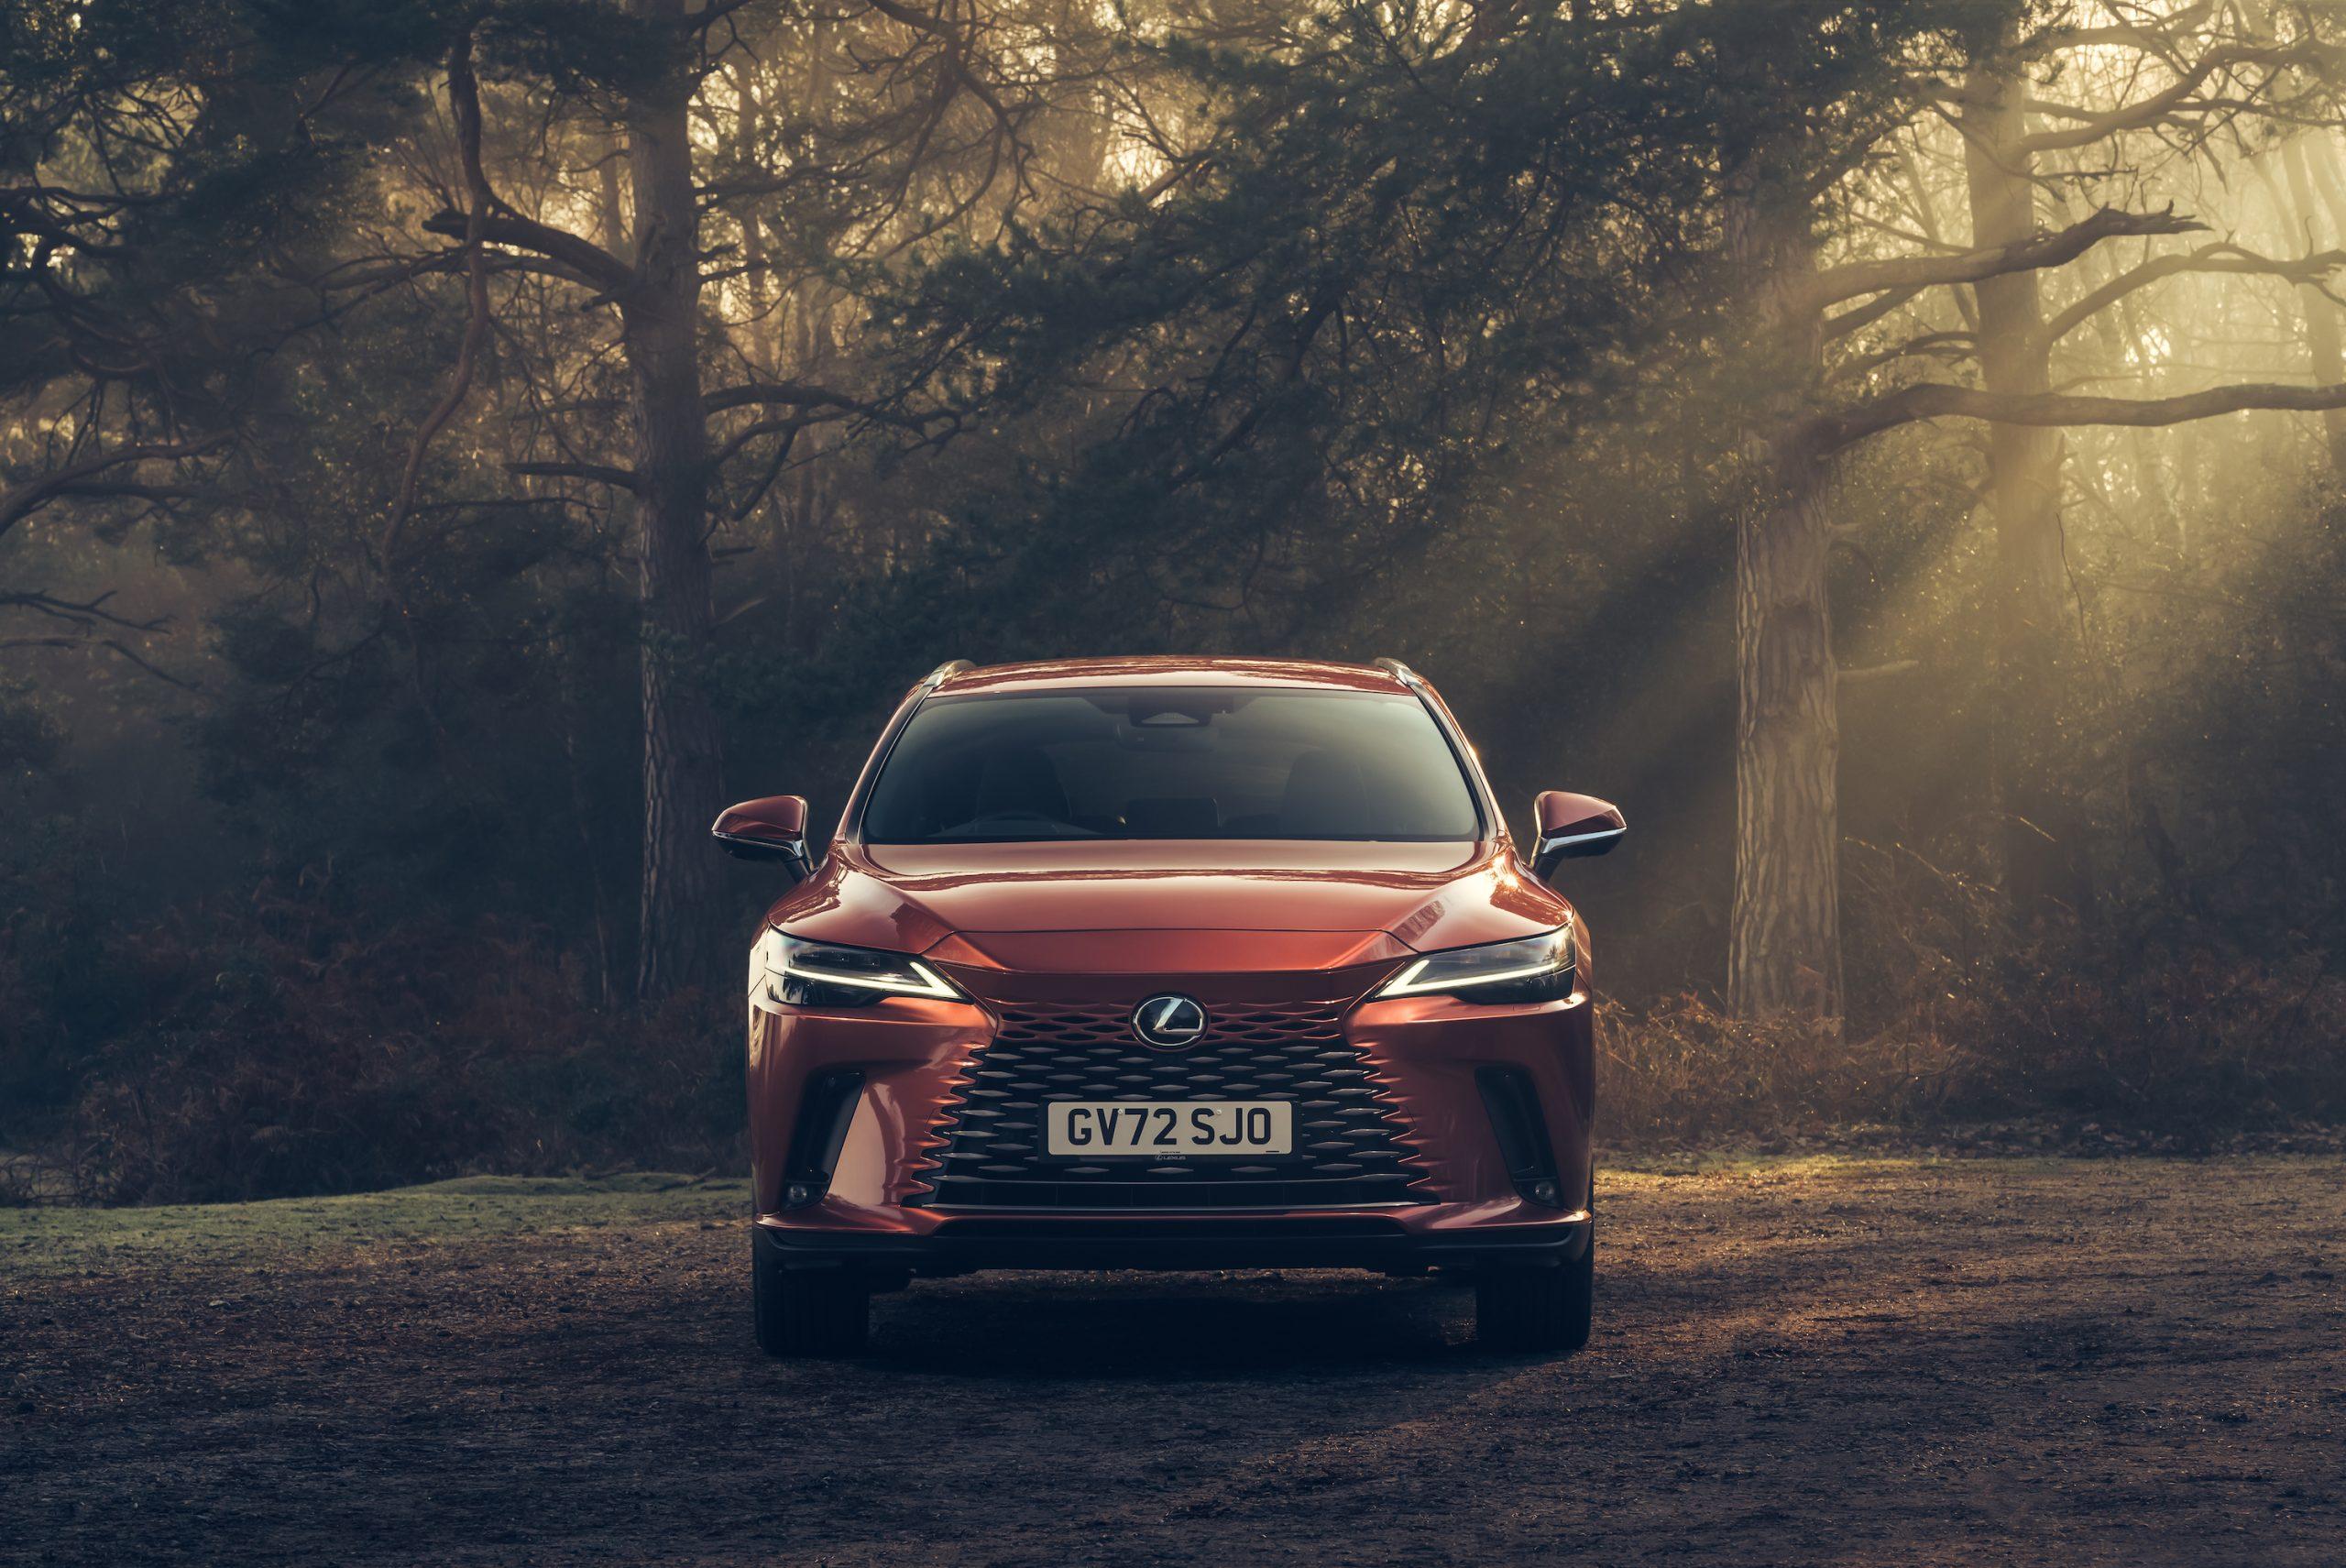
top-left (715, 658), bottom-right (1624, 1354)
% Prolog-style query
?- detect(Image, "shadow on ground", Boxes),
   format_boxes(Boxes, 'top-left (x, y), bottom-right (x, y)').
top-left (6, 1157), bottom-right (2342, 1566)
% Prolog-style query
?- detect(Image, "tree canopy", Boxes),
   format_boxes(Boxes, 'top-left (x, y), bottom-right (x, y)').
top-left (7, 0), bottom-right (2346, 1190)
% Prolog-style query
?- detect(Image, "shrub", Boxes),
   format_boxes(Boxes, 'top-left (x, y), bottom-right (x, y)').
top-left (1602, 859), bottom-right (2346, 1151)
top-left (44, 893), bottom-right (740, 1205)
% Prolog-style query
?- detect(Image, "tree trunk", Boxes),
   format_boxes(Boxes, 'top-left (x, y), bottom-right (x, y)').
top-left (1731, 439), bottom-right (1844, 1017)
top-left (2279, 137), bottom-right (2346, 476)
top-left (1724, 152), bottom-right (1843, 1021)
top-left (624, 0), bottom-right (724, 999)
top-left (1963, 52), bottom-right (2093, 926)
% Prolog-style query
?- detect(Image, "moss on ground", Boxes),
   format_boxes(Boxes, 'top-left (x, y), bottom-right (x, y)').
top-left (0, 1172), bottom-right (750, 1275)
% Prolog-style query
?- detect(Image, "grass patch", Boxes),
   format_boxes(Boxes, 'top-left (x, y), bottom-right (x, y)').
top-left (0, 1171), bottom-right (749, 1275)
top-left (1599, 1150), bottom-right (1941, 1180)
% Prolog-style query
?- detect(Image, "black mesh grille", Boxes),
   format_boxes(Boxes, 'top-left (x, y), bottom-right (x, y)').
top-left (912, 995), bottom-right (1433, 1211)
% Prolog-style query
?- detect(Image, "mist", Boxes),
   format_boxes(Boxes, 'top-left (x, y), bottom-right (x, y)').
top-left (5, 0), bottom-right (2343, 1198)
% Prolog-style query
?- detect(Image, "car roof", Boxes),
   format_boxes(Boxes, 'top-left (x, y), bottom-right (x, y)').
top-left (931, 656), bottom-right (1413, 696)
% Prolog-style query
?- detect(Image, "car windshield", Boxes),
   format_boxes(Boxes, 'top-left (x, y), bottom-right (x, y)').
top-left (860, 686), bottom-right (1483, 843)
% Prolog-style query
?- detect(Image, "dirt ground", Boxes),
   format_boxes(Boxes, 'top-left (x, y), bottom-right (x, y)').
top-left (4, 1157), bottom-right (2342, 1567)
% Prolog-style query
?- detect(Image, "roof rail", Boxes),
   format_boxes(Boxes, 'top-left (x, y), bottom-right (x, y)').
top-left (916, 659), bottom-right (976, 692)
top-left (1371, 657), bottom-right (1422, 687)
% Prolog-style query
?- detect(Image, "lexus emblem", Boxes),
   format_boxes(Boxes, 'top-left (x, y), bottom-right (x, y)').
top-left (1131, 993), bottom-right (1208, 1049)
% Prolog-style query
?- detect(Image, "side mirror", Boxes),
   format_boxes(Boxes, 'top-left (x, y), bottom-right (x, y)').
top-left (713, 795), bottom-right (813, 879)
top-left (1531, 790), bottom-right (1625, 883)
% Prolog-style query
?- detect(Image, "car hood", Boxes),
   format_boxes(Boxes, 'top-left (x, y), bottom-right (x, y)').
top-left (766, 839), bottom-right (1568, 974)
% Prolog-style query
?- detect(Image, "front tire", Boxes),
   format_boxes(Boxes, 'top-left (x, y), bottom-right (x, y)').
top-left (752, 1234), bottom-right (870, 1356)
top-left (1475, 1200), bottom-right (1594, 1354)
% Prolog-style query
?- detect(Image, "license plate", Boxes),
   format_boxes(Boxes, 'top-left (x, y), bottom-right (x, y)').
top-left (1045, 1101), bottom-right (1293, 1157)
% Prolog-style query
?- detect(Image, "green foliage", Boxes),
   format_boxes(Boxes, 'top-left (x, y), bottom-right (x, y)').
top-left (0, 1171), bottom-right (748, 1266)
top-left (818, 2), bottom-right (1716, 710)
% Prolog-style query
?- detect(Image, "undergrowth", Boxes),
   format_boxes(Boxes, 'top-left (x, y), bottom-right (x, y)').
top-left (9, 850), bottom-right (2339, 1201)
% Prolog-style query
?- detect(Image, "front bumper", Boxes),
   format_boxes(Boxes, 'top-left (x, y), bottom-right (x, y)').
top-left (756, 1206), bottom-right (1592, 1278)
top-left (747, 968), bottom-right (1595, 1272)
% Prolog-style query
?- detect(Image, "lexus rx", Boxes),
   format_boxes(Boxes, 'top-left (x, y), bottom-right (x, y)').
top-left (714, 657), bottom-right (1625, 1355)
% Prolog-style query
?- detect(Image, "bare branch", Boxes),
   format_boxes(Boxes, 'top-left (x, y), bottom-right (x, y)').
top-left (2014, 2), bottom-right (2212, 60)
top-left (704, 379), bottom-right (888, 414)
top-left (705, 379), bottom-right (937, 431)
top-left (0, 434), bottom-right (231, 541)
top-left (417, 206), bottom-right (633, 296)
top-left (1821, 286), bottom-right (1921, 343)
top-left (861, 0), bottom-right (1026, 160)
top-left (0, 631), bottom-right (196, 689)
top-left (1830, 330), bottom-right (1974, 382)
top-left (1814, 378), bottom-right (2346, 454)
top-left (507, 461), bottom-right (641, 490)
top-left (383, 33), bottom-right (497, 578)
top-left (2016, 45), bottom-right (2310, 155)
top-left (0, 588), bottom-right (167, 633)
top-left (1806, 207), bottom-right (2204, 312)
top-left (2045, 244), bottom-right (2346, 343)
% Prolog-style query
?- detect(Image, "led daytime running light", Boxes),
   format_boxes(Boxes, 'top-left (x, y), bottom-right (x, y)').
top-left (773, 950), bottom-right (961, 998)
top-left (1375, 924), bottom-right (1574, 999)
top-left (1380, 953), bottom-right (1565, 996)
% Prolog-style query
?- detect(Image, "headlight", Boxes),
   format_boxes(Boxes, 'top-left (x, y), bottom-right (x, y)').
top-left (1374, 925), bottom-right (1577, 1003)
top-left (750, 928), bottom-right (965, 1012)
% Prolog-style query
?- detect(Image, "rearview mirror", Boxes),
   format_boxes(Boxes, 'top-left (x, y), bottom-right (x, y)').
top-left (713, 795), bottom-right (813, 879)
top-left (1530, 790), bottom-right (1625, 883)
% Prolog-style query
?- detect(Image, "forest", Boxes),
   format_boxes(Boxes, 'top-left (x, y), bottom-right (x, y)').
top-left (5, 0), bottom-right (2342, 1202)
